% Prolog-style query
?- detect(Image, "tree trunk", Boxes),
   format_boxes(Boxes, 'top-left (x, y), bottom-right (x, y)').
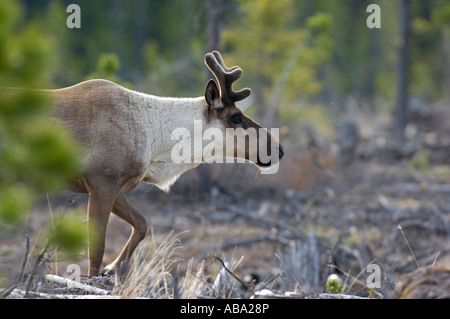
top-left (133, 0), bottom-right (147, 68)
top-left (198, 0), bottom-right (223, 197)
top-left (207, 0), bottom-right (222, 52)
top-left (394, 0), bottom-right (411, 143)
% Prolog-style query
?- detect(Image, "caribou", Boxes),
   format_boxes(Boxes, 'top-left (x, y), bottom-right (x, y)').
top-left (46, 51), bottom-right (284, 276)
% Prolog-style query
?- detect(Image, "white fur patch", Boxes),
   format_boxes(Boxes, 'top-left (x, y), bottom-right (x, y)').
top-left (128, 90), bottom-right (222, 192)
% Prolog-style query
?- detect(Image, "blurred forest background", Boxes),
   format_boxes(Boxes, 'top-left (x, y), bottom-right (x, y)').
top-left (1, 0), bottom-right (450, 298)
top-left (19, 0), bottom-right (450, 135)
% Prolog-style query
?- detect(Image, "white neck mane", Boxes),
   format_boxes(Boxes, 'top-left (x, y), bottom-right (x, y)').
top-left (128, 91), bottom-right (222, 191)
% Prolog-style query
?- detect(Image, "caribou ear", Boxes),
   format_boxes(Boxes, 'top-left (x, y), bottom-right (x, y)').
top-left (204, 79), bottom-right (223, 111)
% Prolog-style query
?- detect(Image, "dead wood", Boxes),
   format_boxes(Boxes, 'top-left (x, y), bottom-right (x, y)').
top-left (45, 274), bottom-right (110, 295)
top-left (6, 288), bottom-right (119, 299)
top-left (384, 183), bottom-right (450, 195)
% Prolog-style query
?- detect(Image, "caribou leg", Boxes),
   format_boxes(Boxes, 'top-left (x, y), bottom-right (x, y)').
top-left (102, 194), bottom-right (148, 276)
top-left (87, 191), bottom-right (116, 276)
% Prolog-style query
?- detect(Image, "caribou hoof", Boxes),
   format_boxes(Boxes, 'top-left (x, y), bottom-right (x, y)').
top-left (101, 265), bottom-right (116, 276)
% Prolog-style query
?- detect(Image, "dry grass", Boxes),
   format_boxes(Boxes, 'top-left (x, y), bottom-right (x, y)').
top-left (111, 230), bottom-right (254, 299)
top-left (112, 230), bottom-right (211, 298)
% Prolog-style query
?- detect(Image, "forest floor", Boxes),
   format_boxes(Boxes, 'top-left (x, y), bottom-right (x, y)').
top-left (1, 104), bottom-right (450, 299)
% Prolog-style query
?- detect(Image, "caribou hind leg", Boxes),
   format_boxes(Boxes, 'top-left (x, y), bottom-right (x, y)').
top-left (102, 194), bottom-right (148, 276)
top-left (86, 191), bottom-right (116, 276)
top-left (73, 175), bottom-right (147, 276)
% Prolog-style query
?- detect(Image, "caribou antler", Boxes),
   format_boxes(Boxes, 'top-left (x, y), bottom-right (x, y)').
top-left (204, 51), bottom-right (251, 104)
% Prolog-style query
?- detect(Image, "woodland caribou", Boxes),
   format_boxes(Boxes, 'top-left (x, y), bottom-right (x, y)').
top-left (48, 51), bottom-right (284, 276)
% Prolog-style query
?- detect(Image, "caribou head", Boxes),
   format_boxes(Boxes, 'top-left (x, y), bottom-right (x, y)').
top-left (201, 51), bottom-right (284, 169)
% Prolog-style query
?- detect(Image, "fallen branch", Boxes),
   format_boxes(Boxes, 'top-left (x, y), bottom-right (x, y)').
top-left (221, 233), bottom-right (284, 251)
top-left (384, 183), bottom-right (450, 194)
top-left (6, 288), bottom-right (119, 299)
top-left (45, 274), bottom-right (110, 295)
top-left (212, 205), bottom-right (304, 241)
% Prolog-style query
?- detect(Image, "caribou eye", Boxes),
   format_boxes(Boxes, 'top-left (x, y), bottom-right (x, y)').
top-left (230, 113), bottom-right (243, 125)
